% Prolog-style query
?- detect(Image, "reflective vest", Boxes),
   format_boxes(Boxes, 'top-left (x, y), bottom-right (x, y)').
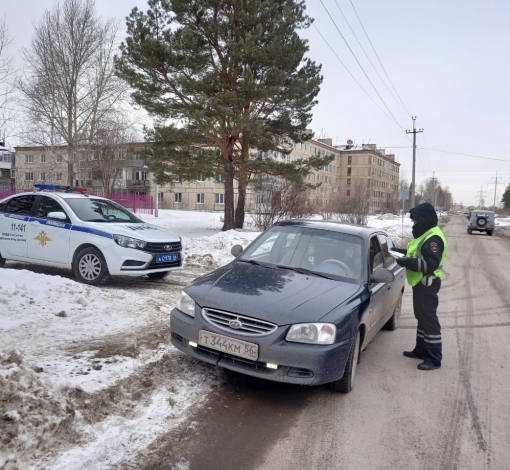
top-left (406, 226), bottom-right (447, 287)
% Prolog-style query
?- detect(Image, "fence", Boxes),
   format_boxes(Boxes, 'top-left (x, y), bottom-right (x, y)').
top-left (0, 188), bottom-right (154, 215)
top-left (93, 192), bottom-right (154, 215)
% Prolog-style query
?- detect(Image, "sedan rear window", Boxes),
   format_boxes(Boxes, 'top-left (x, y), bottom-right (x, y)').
top-left (3, 195), bottom-right (36, 215)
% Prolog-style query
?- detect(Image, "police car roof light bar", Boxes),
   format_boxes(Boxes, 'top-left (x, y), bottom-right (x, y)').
top-left (34, 183), bottom-right (88, 194)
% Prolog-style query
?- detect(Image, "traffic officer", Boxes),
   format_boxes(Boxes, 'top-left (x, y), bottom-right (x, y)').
top-left (394, 202), bottom-right (447, 370)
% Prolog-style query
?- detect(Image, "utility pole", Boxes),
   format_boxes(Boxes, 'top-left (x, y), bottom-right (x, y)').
top-left (488, 172), bottom-right (504, 212)
top-left (431, 172), bottom-right (437, 208)
top-left (406, 117), bottom-right (423, 208)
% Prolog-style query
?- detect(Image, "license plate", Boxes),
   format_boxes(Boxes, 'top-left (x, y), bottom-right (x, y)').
top-left (198, 330), bottom-right (259, 361)
top-left (156, 254), bottom-right (179, 263)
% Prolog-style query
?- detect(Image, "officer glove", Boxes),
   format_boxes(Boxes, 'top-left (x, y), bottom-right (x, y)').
top-left (396, 257), bottom-right (411, 268)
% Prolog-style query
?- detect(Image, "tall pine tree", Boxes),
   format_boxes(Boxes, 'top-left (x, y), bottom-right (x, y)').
top-left (501, 183), bottom-right (510, 209)
top-left (115, 0), bottom-right (332, 230)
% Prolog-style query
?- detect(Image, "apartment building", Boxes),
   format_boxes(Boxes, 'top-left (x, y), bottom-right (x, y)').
top-left (13, 143), bottom-right (149, 194)
top-left (0, 144), bottom-right (13, 189)
top-left (13, 137), bottom-right (400, 214)
top-left (335, 141), bottom-right (401, 213)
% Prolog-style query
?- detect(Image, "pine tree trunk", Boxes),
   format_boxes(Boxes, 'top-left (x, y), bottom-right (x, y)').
top-left (235, 183), bottom-right (246, 229)
top-left (222, 161), bottom-right (235, 231)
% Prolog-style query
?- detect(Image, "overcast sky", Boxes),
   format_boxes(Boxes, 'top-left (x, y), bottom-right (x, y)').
top-left (4, 0), bottom-right (510, 207)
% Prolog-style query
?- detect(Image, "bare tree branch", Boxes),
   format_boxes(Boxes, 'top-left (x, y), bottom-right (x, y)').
top-left (17, 0), bottom-right (129, 185)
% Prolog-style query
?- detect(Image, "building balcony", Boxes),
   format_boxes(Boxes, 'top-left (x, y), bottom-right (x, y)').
top-left (126, 179), bottom-right (151, 188)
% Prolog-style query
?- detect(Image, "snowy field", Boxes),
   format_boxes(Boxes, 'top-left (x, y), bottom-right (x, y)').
top-left (0, 210), bottom-right (475, 469)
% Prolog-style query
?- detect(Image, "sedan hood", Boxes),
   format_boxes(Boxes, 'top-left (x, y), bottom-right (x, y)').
top-left (186, 262), bottom-right (363, 324)
top-left (84, 222), bottom-right (180, 242)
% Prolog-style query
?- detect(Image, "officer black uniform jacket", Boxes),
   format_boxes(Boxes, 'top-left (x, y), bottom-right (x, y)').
top-left (394, 203), bottom-right (445, 276)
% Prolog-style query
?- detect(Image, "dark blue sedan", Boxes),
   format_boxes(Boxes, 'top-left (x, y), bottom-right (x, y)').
top-left (170, 220), bottom-right (405, 392)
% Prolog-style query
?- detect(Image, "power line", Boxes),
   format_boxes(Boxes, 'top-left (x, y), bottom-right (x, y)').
top-left (331, 0), bottom-right (410, 117)
top-left (377, 146), bottom-right (510, 163)
top-left (311, 23), bottom-right (396, 125)
top-left (422, 147), bottom-right (510, 163)
top-left (348, 0), bottom-right (413, 116)
top-left (318, 0), bottom-right (407, 134)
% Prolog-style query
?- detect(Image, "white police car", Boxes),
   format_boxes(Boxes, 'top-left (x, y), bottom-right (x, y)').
top-left (0, 184), bottom-right (183, 285)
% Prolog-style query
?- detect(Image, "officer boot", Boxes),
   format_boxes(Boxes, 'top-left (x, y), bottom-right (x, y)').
top-left (418, 339), bottom-right (442, 370)
top-left (403, 331), bottom-right (426, 359)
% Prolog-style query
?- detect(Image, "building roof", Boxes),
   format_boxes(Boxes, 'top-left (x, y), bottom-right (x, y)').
top-left (334, 143), bottom-right (400, 165)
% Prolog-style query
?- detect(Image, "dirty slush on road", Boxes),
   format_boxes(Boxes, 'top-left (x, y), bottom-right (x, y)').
top-left (0, 263), bottom-right (223, 470)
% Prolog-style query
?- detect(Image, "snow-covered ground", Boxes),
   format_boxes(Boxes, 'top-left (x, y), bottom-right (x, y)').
top-left (1, 210), bottom-right (414, 469)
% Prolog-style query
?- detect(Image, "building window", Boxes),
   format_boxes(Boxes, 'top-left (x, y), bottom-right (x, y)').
top-left (197, 174), bottom-right (206, 182)
top-left (347, 178), bottom-right (351, 185)
top-left (197, 193), bottom-right (204, 204)
top-left (174, 192), bottom-right (182, 203)
top-left (173, 174), bottom-right (180, 182)
top-left (215, 173), bottom-right (224, 183)
top-left (115, 149), bottom-right (126, 160)
top-left (56, 154), bottom-right (62, 163)
top-left (347, 156), bottom-right (352, 165)
top-left (56, 172), bottom-right (63, 181)
top-left (11, 169), bottom-right (15, 178)
top-left (25, 172), bottom-right (34, 181)
top-left (214, 193), bottom-right (225, 204)
top-left (25, 154), bottom-right (34, 163)
top-left (346, 189), bottom-right (351, 196)
top-left (158, 192), bottom-right (164, 202)
top-left (40, 154), bottom-right (46, 163)
top-left (347, 168), bottom-right (351, 176)
top-left (40, 172), bottom-right (46, 181)
top-left (134, 171), bottom-right (147, 181)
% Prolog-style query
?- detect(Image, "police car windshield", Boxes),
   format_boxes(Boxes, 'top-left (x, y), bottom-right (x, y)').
top-left (64, 198), bottom-right (143, 223)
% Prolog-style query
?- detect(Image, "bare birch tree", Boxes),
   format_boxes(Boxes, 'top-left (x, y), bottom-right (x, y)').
top-left (338, 180), bottom-right (372, 225)
top-left (249, 176), bottom-right (313, 231)
top-left (17, 0), bottom-right (127, 185)
top-left (80, 117), bottom-right (141, 193)
top-left (0, 16), bottom-right (15, 140)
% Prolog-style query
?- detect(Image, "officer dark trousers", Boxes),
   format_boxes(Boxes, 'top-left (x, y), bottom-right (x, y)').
top-left (411, 278), bottom-right (442, 366)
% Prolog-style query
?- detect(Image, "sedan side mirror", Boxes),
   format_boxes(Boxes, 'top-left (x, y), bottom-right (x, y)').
top-left (370, 268), bottom-right (395, 284)
top-left (47, 211), bottom-right (67, 221)
top-left (231, 244), bottom-right (244, 257)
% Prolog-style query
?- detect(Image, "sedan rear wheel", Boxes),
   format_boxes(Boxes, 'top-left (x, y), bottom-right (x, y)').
top-left (74, 247), bottom-right (110, 285)
top-left (329, 330), bottom-right (360, 393)
top-left (0, 253), bottom-right (5, 267)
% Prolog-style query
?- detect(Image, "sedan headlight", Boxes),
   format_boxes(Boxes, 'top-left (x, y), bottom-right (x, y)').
top-left (286, 323), bottom-right (336, 345)
top-left (113, 234), bottom-right (147, 249)
top-left (176, 291), bottom-right (196, 317)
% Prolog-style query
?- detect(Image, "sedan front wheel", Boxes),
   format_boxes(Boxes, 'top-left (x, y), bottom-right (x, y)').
top-left (329, 330), bottom-right (360, 393)
top-left (74, 247), bottom-right (110, 285)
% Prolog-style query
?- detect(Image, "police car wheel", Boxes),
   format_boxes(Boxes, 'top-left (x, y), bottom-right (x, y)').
top-left (147, 271), bottom-right (169, 279)
top-left (0, 254), bottom-right (5, 267)
top-left (74, 247), bottom-right (110, 285)
top-left (329, 330), bottom-right (360, 393)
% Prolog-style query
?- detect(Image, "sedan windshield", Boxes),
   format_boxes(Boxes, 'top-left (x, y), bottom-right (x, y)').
top-left (239, 225), bottom-right (364, 282)
top-left (64, 198), bottom-right (143, 223)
